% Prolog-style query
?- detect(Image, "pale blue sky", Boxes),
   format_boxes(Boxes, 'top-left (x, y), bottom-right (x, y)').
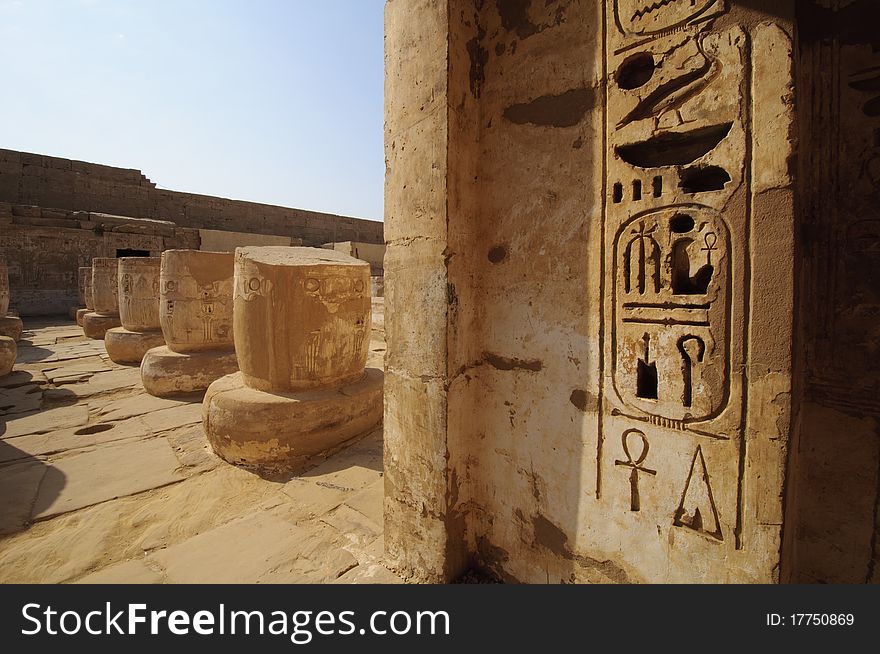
top-left (0, 0), bottom-right (385, 221)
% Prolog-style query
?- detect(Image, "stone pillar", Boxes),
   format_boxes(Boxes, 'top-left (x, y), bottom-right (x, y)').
top-left (82, 258), bottom-right (122, 339)
top-left (382, 0), bottom-right (469, 583)
top-left (382, 0), bottom-right (880, 584)
top-left (104, 258), bottom-right (166, 364)
top-left (0, 259), bottom-right (23, 341)
top-left (141, 250), bottom-right (238, 396)
top-left (74, 266), bottom-right (90, 325)
top-left (84, 268), bottom-right (94, 311)
top-left (203, 246), bottom-right (383, 472)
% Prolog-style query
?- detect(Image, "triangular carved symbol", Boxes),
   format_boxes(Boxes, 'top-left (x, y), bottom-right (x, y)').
top-left (673, 445), bottom-right (722, 541)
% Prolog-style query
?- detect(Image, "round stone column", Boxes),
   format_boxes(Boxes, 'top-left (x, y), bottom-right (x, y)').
top-left (74, 266), bottom-right (90, 325)
top-left (0, 336), bottom-right (15, 377)
top-left (141, 250), bottom-right (238, 396)
top-left (203, 246), bottom-right (383, 472)
top-left (0, 259), bottom-right (23, 341)
top-left (105, 258), bottom-right (166, 364)
top-left (82, 258), bottom-right (122, 339)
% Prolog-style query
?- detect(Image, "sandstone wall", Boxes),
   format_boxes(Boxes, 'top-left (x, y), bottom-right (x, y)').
top-left (385, 0), bottom-right (878, 584)
top-left (198, 229), bottom-right (299, 252)
top-left (0, 203), bottom-right (199, 315)
top-left (0, 149), bottom-right (383, 247)
top-left (322, 241), bottom-right (386, 275)
top-left (786, 0), bottom-right (880, 583)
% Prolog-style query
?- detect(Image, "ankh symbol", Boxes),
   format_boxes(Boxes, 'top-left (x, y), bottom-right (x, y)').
top-left (614, 429), bottom-right (657, 512)
top-left (701, 231), bottom-right (718, 265)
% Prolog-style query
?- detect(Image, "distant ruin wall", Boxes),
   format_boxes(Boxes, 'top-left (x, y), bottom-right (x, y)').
top-left (0, 203), bottom-right (200, 315)
top-left (198, 229), bottom-right (299, 252)
top-left (0, 149), bottom-right (383, 247)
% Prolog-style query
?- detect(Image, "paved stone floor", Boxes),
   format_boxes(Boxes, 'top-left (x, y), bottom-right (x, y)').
top-left (0, 300), bottom-right (401, 583)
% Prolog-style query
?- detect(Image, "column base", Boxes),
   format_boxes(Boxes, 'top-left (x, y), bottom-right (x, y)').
top-left (105, 327), bottom-right (165, 365)
top-left (0, 315), bottom-right (23, 341)
top-left (68, 306), bottom-right (81, 320)
top-left (76, 308), bottom-right (89, 326)
top-left (141, 345), bottom-right (238, 397)
top-left (0, 336), bottom-right (15, 377)
top-left (82, 313), bottom-right (122, 340)
top-left (203, 368), bottom-right (384, 473)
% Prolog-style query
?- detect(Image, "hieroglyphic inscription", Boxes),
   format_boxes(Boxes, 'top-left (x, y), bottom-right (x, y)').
top-left (161, 252), bottom-right (234, 353)
top-left (615, 429), bottom-right (657, 511)
top-left (673, 445), bottom-right (722, 540)
top-left (600, 0), bottom-right (751, 548)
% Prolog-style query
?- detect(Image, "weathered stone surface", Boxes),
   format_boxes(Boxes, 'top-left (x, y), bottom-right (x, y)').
top-left (147, 513), bottom-right (359, 583)
top-left (118, 257), bottom-right (161, 331)
top-left (204, 246), bottom-right (382, 472)
top-left (204, 368), bottom-right (383, 471)
top-left (0, 336), bottom-right (15, 377)
top-left (0, 316), bottom-right (23, 341)
top-left (139, 403), bottom-right (203, 434)
top-left (81, 311), bottom-right (121, 340)
top-left (0, 259), bottom-right (9, 317)
top-left (83, 267), bottom-right (93, 310)
top-left (42, 366), bottom-right (141, 401)
top-left (140, 249), bottom-right (237, 397)
top-left (0, 383), bottom-right (40, 415)
top-left (2, 405), bottom-right (89, 439)
top-left (0, 458), bottom-right (46, 535)
top-left (105, 327), bottom-right (165, 364)
top-left (98, 393), bottom-right (192, 422)
top-left (0, 419), bottom-right (151, 464)
top-left (380, 0), bottom-right (879, 584)
top-left (77, 266), bottom-right (90, 307)
top-left (0, 150), bottom-right (383, 260)
top-left (160, 250), bottom-right (234, 354)
top-left (74, 560), bottom-right (164, 584)
top-left (0, 369), bottom-right (44, 391)
top-left (90, 258), bottom-right (119, 316)
top-left (75, 308), bottom-right (88, 326)
top-left (233, 246), bottom-right (371, 392)
top-left (0, 317), bottom-right (396, 584)
top-left (31, 437), bottom-right (185, 520)
top-left (141, 345), bottom-right (238, 396)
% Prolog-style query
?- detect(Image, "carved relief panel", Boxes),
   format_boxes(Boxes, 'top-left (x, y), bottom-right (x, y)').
top-left (598, 0), bottom-right (765, 560)
top-left (160, 252), bottom-right (234, 353)
top-left (118, 258), bottom-right (161, 332)
top-left (613, 206), bottom-right (730, 422)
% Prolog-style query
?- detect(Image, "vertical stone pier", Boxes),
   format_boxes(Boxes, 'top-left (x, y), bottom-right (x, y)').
top-left (75, 266), bottom-right (91, 326)
top-left (383, 0), bottom-right (880, 583)
top-left (203, 246), bottom-right (383, 472)
top-left (105, 257), bottom-right (166, 364)
top-left (82, 258), bottom-right (122, 339)
top-left (0, 259), bottom-right (23, 341)
top-left (140, 250), bottom-right (238, 396)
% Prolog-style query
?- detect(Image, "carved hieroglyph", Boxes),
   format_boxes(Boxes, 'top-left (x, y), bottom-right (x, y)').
top-left (118, 257), bottom-right (161, 332)
top-left (160, 250), bottom-right (234, 353)
top-left (598, 0), bottom-right (792, 573)
top-left (91, 258), bottom-right (120, 316)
